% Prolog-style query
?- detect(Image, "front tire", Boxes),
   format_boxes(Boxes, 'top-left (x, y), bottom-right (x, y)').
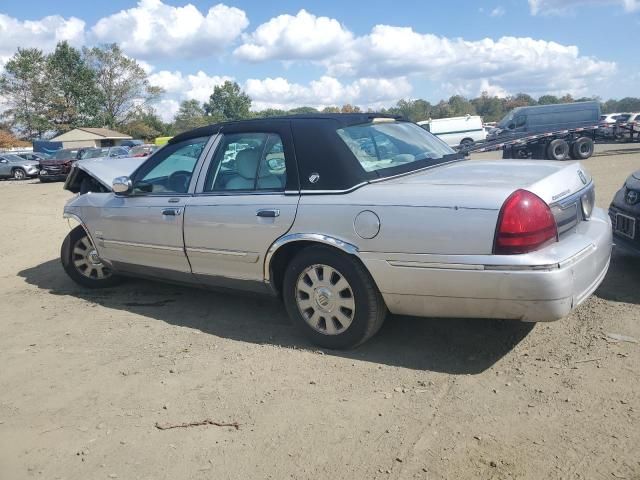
top-left (282, 246), bottom-right (387, 349)
top-left (12, 168), bottom-right (26, 180)
top-left (61, 225), bottom-right (122, 288)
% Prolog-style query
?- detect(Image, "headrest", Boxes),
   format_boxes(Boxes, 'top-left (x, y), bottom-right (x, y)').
top-left (235, 148), bottom-right (260, 179)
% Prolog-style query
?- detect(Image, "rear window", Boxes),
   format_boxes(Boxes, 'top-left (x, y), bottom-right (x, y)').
top-left (336, 121), bottom-right (456, 175)
top-left (52, 150), bottom-right (77, 159)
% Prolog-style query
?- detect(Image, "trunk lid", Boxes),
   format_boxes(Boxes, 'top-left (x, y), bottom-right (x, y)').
top-left (369, 159), bottom-right (591, 209)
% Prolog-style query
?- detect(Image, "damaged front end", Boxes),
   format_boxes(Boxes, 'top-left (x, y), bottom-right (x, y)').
top-left (64, 156), bottom-right (146, 194)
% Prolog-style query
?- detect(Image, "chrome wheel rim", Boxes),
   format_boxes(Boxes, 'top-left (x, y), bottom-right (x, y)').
top-left (14, 170), bottom-right (25, 180)
top-left (72, 235), bottom-right (111, 280)
top-left (295, 264), bottom-right (356, 335)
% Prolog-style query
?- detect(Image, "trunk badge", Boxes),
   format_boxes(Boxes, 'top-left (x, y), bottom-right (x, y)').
top-left (578, 170), bottom-right (587, 185)
top-left (626, 190), bottom-right (639, 205)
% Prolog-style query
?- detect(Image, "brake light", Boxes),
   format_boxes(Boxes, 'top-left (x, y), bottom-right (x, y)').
top-left (493, 189), bottom-right (558, 255)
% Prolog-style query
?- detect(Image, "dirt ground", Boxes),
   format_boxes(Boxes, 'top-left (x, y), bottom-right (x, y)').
top-left (1, 143), bottom-right (639, 480)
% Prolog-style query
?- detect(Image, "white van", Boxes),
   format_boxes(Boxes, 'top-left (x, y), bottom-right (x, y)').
top-left (417, 115), bottom-right (486, 147)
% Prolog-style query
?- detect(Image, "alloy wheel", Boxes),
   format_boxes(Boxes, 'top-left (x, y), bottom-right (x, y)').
top-left (295, 264), bottom-right (356, 335)
top-left (72, 235), bottom-right (111, 280)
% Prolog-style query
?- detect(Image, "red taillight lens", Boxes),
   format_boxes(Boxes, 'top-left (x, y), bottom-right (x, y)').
top-left (493, 189), bottom-right (558, 255)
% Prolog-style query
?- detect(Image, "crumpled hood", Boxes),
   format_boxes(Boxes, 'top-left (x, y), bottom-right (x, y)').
top-left (73, 156), bottom-right (146, 190)
top-left (631, 170), bottom-right (640, 182)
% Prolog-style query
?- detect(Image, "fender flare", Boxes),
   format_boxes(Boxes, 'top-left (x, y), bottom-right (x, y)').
top-left (263, 233), bottom-right (359, 283)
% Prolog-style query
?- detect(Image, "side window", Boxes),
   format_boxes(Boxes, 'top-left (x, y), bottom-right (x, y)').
top-left (204, 133), bottom-right (287, 192)
top-left (515, 115), bottom-right (526, 127)
top-left (133, 137), bottom-right (208, 194)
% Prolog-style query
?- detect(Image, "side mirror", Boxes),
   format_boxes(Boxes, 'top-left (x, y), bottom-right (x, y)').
top-left (508, 122), bottom-right (516, 130)
top-left (112, 176), bottom-right (132, 195)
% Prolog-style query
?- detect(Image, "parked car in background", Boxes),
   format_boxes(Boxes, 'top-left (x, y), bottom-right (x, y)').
top-left (15, 151), bottom-right (49, 161)
top-left (80, 146), bottom-right (130, 160)
top-left (487, 101), bottom-right (601, 142)
top-left (60, 114), bottom-right (611, 349)
top-left (417, 115), bottom-right (486, 148)
top-left (609, 170), bottom-right (640, 256)
top-left (38, 148), bottom-right (83, 182)
top-left (129, 144), bottom-right (159, 157)
top-left (599, 113), bottom-right (623, 138)
top-left (120, 139), bottom-right (144, 148)
top-left (0, 153), bottom-right (40, 180)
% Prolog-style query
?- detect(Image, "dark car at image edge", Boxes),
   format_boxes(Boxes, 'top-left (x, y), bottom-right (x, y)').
top-left (609, 169), bottom-right (640, 255)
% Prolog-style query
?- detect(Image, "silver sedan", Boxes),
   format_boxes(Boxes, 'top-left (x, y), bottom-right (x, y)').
top-left (60, 114), bottom-right (612, 349)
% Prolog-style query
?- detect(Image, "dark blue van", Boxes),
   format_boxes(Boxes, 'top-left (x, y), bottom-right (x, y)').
top-left (488, 101), bottom-right (601, 141)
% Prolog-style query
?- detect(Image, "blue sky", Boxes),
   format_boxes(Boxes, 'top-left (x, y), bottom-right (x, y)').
top-left (1, 0), bottom-right (639, 120)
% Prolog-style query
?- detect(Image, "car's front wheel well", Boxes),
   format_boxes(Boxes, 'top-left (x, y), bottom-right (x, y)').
top-left (268, 240), bottom-right (371, 297)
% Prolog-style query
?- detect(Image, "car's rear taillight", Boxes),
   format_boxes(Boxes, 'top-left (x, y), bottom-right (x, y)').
top-left (493, 189), bottom-right (558, 255)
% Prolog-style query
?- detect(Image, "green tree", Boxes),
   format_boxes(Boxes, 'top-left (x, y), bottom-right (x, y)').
top-left (123, 109), bottom-right (169, 139)
top-left (288, 106), bottom-right (319, 115)
top-left (172, 99), bottom-right (210, 133)
top-left (203, 81), bottom-right (251, 121)
top-left (0, 48), bottom-right (49, 139)
top-left (340, 104), bottom-right (361, 113)
top-left (46, 41), bottom-right (102, 133)
top-left (447, 95), bottom-right (476, 116)
top-left (538, 95), bottom-right (560, 105)
top-left (386, 99), bottom-right (432, 122)
top-left (471, 92), bottom-right (505, 122)
top-left (322, 106), bottom-right (341, 113)
top-left (83, 44), bottom-right (163, 128)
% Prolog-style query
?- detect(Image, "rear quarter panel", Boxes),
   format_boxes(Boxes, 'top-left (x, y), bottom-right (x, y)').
top-left (292, 189), bottom-right (499, 255)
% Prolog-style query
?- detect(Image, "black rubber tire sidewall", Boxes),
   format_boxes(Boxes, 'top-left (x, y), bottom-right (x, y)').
top-left (60, 225), bottom-right (122, 289)
top-left (572, 137), bottom-right (594, 160)
top-left (282, 246), bottom-right (386, 350)
top-left (546, 139), bottom-right (569, 160)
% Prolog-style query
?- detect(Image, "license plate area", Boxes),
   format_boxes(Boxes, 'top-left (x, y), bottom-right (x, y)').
top-left (615, 213), bottom-right (636, 239)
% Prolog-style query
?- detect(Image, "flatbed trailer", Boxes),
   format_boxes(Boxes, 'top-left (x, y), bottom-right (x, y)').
top-left (459, 122), bottom-right (639, 160)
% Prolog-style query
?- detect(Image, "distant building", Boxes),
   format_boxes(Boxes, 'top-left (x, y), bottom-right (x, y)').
top-left (50, 128), bottom-right (132, 149)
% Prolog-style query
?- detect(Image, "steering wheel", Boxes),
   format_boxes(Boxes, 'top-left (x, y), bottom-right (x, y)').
top-left (168, 170), bottom-right (192, 193)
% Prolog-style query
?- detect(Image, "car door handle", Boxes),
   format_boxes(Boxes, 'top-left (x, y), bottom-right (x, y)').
top-left (256, 209), bottom-right (280, 218)
top-left (162, 208), bottom-right (182, 216)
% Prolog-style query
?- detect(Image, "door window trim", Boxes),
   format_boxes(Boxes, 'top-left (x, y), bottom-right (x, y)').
top-left (128, 135), bottom-right (218, 197)
top-left (194, 131), bottom-right (295, 197)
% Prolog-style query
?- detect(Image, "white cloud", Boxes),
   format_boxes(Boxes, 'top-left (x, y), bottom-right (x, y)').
top-left (0, 13), bottom-right (85, 61)
top-left (320, 26), bottom-right (616, 97)
top-left (490, 6), bottom-right (506, 16)
top-left (234, 9), bottom-right (353, 62)
top-left (149, 70), bottom-right (233, 103)
top-left (91, 0), bottom-right (248, 59)
top-left (154, 99), bottom-right (180, 122)
top-left (243, 75), bottom-right (412, 110)
top-left (529, 0), bottom-right (640, 15)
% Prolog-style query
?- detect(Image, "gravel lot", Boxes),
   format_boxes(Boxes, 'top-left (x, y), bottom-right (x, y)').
top-left (1, 143), bottom-right (639, 479)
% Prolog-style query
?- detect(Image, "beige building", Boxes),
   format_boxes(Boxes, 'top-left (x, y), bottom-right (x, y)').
top-left (50, 128), bottom-right (132, 149)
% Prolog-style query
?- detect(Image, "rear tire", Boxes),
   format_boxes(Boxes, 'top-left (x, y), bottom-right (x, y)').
top-left (61, 225), bottom-right (122, 288)
top-left (12, 168), bottom-right (26, 180)
top-left (460, 138), bottom-right (474, 148)
top-left (282, 246), bottom-right (387, 349)
top-left (546, 139), bottom-right (570, 160)
top-left (570, 137), bottom-right (594, 160)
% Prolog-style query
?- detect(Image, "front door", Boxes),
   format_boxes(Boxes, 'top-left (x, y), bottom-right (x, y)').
top-left (184, 125), bottom-right (299, 289)
top-left (94, 136), bottom-right (211, 276)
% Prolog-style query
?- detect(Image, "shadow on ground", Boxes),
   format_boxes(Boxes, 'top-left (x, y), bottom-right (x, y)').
top-left (19, 259), bottom-right (534, 374)
top-left (595, 250), bottom-right (640, 305)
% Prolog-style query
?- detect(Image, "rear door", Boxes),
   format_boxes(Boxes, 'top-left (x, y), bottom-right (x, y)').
top-left (184, 121), bottom-right (299, 290)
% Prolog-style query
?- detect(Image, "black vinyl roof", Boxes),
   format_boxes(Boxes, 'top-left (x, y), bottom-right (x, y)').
top-left (169, 113), bottom-right (402, 144)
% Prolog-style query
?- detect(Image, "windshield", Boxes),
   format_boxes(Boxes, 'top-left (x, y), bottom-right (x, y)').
top-left (497, 111), bottom-right (516, 128)
top-left (81, 148), bottom-right (108, 159)
top-left (336, 121), bottom-right (456, 174)
top-left (52, 150), bottom-right (77, 160)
